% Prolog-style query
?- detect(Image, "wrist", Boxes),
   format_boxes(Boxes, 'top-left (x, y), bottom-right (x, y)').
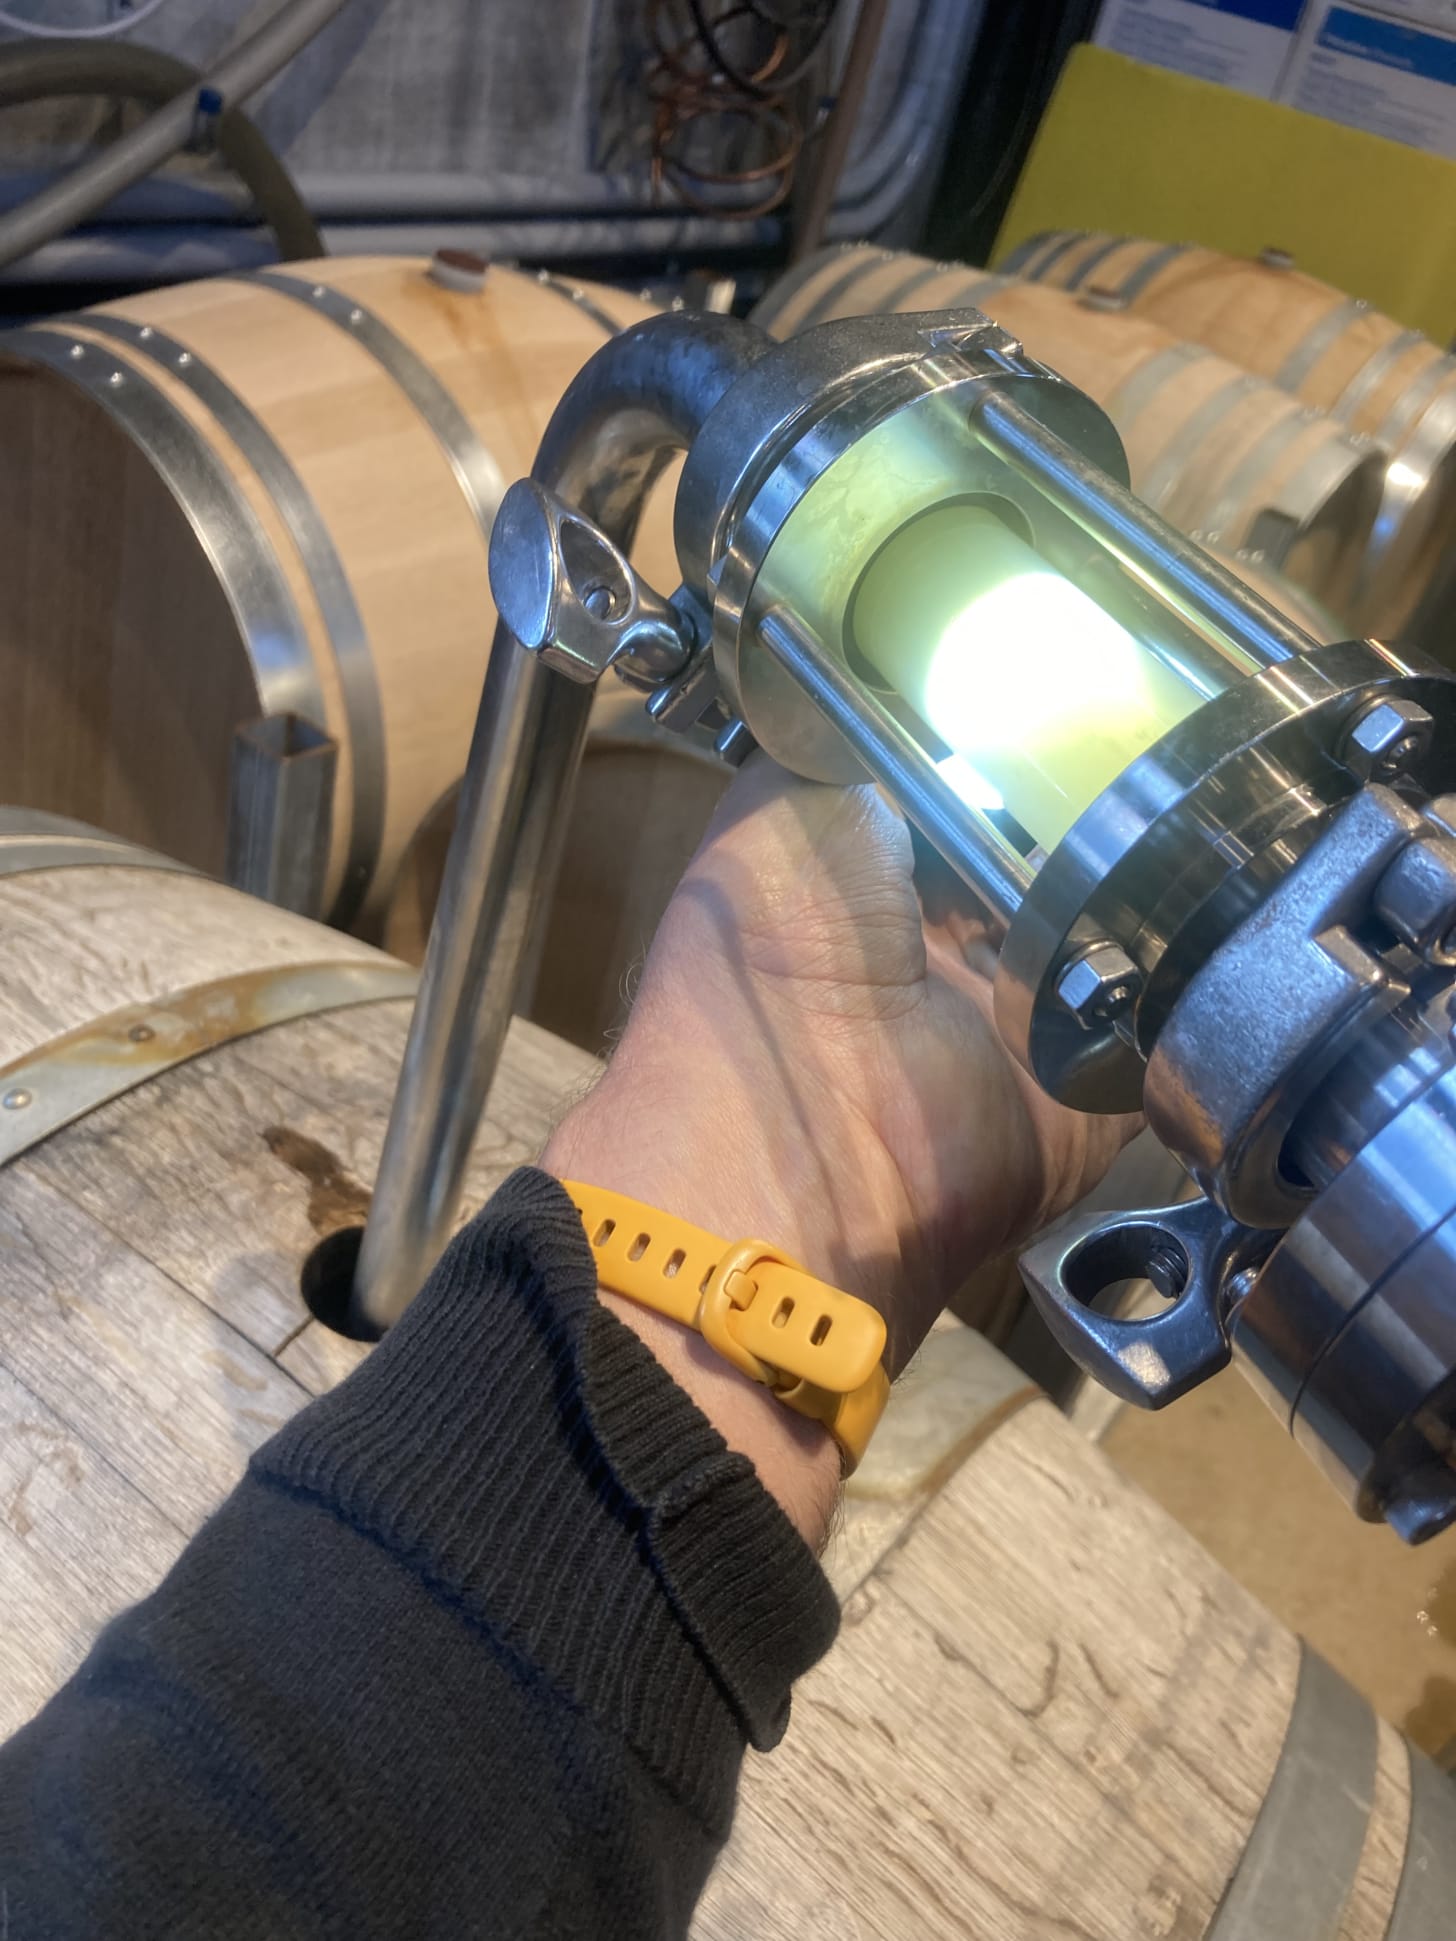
top-left (543, 1098), bottom-right (845, 1548)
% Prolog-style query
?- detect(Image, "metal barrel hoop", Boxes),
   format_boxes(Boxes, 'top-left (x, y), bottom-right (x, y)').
top-left (769, 245), bottom-right (899, 336)
top-left (1137, 370), bottom-right (1266, 529)
top-left (76, 310), bottom-right (386, 929)
top-left (530, 268), bottom-right (631, 342)
top-left (240, 270), bottom-right (508, 551)
top-left (1, 327), bottom-right (326, 741)
top-left (1205, 1645), bottom-right (1376, 1939)
top-left (1109, 238), bottom-right (1189, 305)
top-left (0, 956), bottom-right (419, 1170)
top-left (1331, 325), bottom-right (1427, 429)
top-left (1201, 403), bottom-right (1358, 569)
top-left (1058, 232), bottom-right (1129, 292)
top-left (1100, 340), bottom-right (1206, 434)
top-left (1275, 295), bottom-right (1369, 395)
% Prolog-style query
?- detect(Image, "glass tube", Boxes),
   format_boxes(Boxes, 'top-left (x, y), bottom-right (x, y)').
top-left (850, 504), bottom-right (1225, 851)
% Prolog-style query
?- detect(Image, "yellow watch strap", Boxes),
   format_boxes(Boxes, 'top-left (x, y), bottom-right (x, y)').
top-left (563, 1180), bottom-right (891, 1472)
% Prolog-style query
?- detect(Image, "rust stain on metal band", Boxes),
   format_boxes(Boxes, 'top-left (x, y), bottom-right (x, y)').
top-left (0, 959), bottom-right (418, 1169)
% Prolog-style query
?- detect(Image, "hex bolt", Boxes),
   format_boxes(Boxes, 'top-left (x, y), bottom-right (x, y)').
top-left (1373, 835), bottom-right (1456, 964)
top-left (1339, 696), bottom-right (1434, 782)
top-left (1055, 942), bottom-right (1141, 1028)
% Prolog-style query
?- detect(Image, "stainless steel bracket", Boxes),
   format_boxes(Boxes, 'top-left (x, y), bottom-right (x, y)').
top-left (1019, 1193), bottom-right (1275, 1408)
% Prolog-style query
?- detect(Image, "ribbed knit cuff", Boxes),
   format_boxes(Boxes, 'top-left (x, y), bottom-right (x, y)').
top-left (252, 1168), bottom-right (839, 1834)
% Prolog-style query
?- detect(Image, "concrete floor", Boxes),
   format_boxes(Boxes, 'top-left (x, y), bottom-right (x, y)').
top-left (1103, 1369), bottom-right (1456, 1767)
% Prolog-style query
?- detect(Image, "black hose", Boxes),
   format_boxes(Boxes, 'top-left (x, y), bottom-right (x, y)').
top-left (0, 40), bottom-right (323, 261)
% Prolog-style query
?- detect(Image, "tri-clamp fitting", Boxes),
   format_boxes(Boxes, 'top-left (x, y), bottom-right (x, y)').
top-left (359, 305), bottom-right (1456, 1540)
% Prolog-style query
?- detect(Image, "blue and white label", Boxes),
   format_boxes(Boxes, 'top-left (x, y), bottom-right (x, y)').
top-left (1283, 2), bottom-right (1456, 156)
top-left (1095, 0), bottom-right (1307, 96)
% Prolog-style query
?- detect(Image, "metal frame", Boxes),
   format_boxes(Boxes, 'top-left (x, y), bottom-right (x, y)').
top-left (0, 959), bottom-right (418, 1169)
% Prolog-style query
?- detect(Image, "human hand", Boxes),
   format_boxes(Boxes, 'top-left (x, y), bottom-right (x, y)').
top-left (544, 753), bottom-right (1138, 1539)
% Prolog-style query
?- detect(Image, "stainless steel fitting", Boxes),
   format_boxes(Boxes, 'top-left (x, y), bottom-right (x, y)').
top-left (358, 305), bottom-right (1456, 1540)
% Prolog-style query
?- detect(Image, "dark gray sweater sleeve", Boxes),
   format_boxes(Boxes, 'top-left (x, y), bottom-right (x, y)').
top-left (0, 1167), bottom-right (840, 1938)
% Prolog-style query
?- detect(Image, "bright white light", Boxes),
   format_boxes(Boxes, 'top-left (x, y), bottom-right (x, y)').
top-left (853, 505), bottom-right (1202, 849)
top-left (922, 569), bottom-right (1168, 758)
top-left (936, 752), bottom-right (1004, 812)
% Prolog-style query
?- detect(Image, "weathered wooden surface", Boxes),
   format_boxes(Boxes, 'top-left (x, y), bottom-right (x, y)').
top-left (1340, 1718), bottom-right (1412, 1941)
top-left (0, 864), bottom-right (380, 1068)
top-left (0, 966), bottom-right (599, 1739)
top-left (695, 1395), bottom-right (1310, 1940)
top-left (0, 859), bottom-right (1442, 1934)
top-left (24, 998), bottom-right (590, 1360)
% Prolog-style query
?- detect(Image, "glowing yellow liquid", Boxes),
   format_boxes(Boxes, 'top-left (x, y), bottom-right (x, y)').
top-left (851, 505), bottom-right (1204, 850)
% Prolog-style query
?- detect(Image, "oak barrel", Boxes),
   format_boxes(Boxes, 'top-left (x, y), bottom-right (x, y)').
top-left (1002, 231), bottom-right (1456, 636)
top-left (0, 808), bottom-right (600, 1725)
top-left (754, 244), bottom-right (1385, 620)
top-left (0, 817), bottom-right (1447, 1939)
top-left (0, 256), bottom-right (671, 931)
top-left (384, 686), bottom-right (731, 1053)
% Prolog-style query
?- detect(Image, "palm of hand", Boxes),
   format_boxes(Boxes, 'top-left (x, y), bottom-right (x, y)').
top-left (551, 755), bottom-right (1136, 1372)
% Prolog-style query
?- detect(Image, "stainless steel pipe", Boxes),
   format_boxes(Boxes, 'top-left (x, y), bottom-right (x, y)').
top-left (757, 606), bottom-right (1034, 928)
top-left (351, 315), bottom-right (771, 1333)
top-left (971, 390), bottom-right (1319, 672)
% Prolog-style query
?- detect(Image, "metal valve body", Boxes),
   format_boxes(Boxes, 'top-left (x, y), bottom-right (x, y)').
top-left (363, 306), bottom-right (1456, 1541)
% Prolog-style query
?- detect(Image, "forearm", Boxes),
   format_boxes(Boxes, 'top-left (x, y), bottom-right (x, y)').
top-left (0, 1169), bottom-right (838, 1940)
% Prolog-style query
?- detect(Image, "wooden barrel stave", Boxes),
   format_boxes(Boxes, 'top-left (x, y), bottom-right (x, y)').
top-left (1008, 232), bottom-right (1456, 637)
top-left (0, 819), bottom-right (598, 1734)
top-left (0, 361), bottom-right (265, 888)
top-left (3, 816), bottom-right (1453, 1930)
top-left (755, 248), bottom-right (1383, 618)
top-left (696, 1381), bottom-right (1455, 1939)
top-left (0, 258), bottom-right (668, 929)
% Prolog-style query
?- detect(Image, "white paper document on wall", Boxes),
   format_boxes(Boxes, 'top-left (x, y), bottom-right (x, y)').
top-left (1094, 0), bottom-right (1308, 97)
top-left (1282, 2), bottom-right (1456, 158)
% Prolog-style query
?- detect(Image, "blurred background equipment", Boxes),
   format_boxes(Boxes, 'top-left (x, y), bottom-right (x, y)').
top-left (0, 0), bottom-right (351, 274)
top-left (0, 0), bottom-right (983, 300)
top-left (0, 40), bottom-right (322, 257)
top-left (995, 41), bottom-right (1456, 342)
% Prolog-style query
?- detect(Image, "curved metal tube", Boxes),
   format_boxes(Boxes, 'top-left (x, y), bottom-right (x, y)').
top-left (0, 0), bottom-right (349, 272)
top-left (350, 313), bottom-right (770, 1334)
top-left (0, 42), bottom-right (323, 259)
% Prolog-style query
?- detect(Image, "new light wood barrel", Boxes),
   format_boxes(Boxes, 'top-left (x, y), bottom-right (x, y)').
top-left (754, 244), bottom-right (1385, 621)
top-left (0, 256), bottom-right (673, 933)
top-left (385, 686), bottom-right (730, 1052)
top-left (1001, 231), bottom-right (1456, 636)
top-left (1, 818), bottom-right (1448, 1940)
